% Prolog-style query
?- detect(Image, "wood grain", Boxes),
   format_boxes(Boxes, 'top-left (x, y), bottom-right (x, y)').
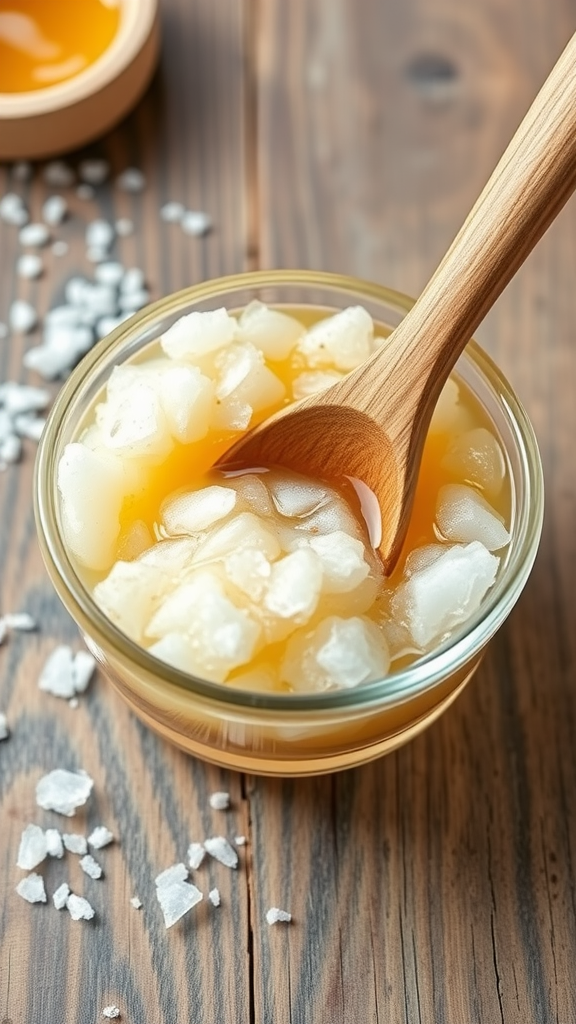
top-left (2, 0), bottom-right (576, 1022)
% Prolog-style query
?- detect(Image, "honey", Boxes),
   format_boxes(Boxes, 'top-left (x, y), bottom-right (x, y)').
top-left (0, 0), bottom-right (120, 93)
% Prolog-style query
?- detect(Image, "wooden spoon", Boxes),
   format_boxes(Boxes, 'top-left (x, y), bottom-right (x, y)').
top-left (219, 34), bottom-right (576, 574)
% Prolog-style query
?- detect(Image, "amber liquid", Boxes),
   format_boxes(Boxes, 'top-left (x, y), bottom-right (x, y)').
top-left (0, 0), bottom-right (120, 92)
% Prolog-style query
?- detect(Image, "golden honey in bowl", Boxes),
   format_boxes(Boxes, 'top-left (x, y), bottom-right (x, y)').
top-left (0, 0), bottom-right (120, 93)
top-left (57, 302), bottom-right (512, 696)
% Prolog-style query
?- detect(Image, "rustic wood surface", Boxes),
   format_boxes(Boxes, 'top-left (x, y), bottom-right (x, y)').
top-left (1, 0), bottom-right (575, 1022)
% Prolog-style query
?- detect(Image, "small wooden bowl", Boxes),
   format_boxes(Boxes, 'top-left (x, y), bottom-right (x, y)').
top-left (0, 0), bottom-right (159, 160)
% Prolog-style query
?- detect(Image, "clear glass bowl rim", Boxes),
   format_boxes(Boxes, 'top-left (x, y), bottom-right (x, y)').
top-left (34, 269), bottom-right (544, 714)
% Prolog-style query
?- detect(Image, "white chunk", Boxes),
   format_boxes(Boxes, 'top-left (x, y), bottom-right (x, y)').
top-left (17, 253), bottom-right (43, 279)
top-left (209, 888), bottom-right (221, 907)
top-left (268, 472), bottom-right (329, 518)
top-left (281, 616), bottom-right (390, 692)
top-left (235, 835), bottom-right (246, 845)
top-left (403, 544), bottom-right (445, 577)
top-left (187, 842), bottom-right (205, 869)
top-left (436, 483), bottom-right (511, 551)
top-left (102, 1007), bottom-right (121, 1019)
top-left (53, 882), bottom-right (70, 909)
top-left (24, 346), bottom-right (76, 380)
top-left (0, 712), bottom-right (9, 739)
top-left (266, 907), bottom-right (292, 925)
top-left (181, 210), bottom-right (212, 236)
top-left (156, 878), bottom-right (203, 928)
top-left (429, 378), bottom-right (473, 435)
top-left (79, 159), bottom-right (109, 184)
top-left (158, 365), bottom-right (214, 443)
top-left (292, 369), bottom-right (344, 400)
top-left (116, 168), bottom-right (146, 193)
top-left (63, 833), bottom-right (88, 855)
top-left (119, 289), bottom-right (150, 313)
top-left (155, 863), bottom-right (188, 887)
top-left (80, 854), bottom-right (103, 879)
top-left (264, 549), bottom-right (323, 623)
top-left (66, 893), bottom-right (95, 920)
top-left (45, 305), bottom-right (80, 327)
top-left (214, 342), bottom-right (285, 411)
top-left (57, 443), bottom-right (125, 570)
top-left (16, 873), bottom-right (47, 904)
top-left (9, 300), bottom-right (37, 333)
top-left (121, 267), bottom-right (145, 293)
top-left (97, 381), bottom-right (173, 459)
top-left (86, 219), bottom-right (114, 250)
top-left (39, 646), bottom-right (76, 698)
top-left (138, 537), bottom-right (200, 575)
top-left (94, 560), bottom-right (169, 643)
top-left (0, 434), bottom-right (21, 463)
top-left (42, 195), bottom-right (67, 225)
top-left (237, 301), bottom-right (304, 361)
top-left (19, 222), bottom-right (50, 247)
top-left (117, 520), bottom-right (153, 561)
top-left (130, 896), bottom-right (142, 909)
top-left (73, 649), bottom-right (96, 693)
top-left (88, 826), bottom-right (114, 849)
top-left (392, 541), bottom-right (500, 648)
top-left (204, 836), bottom-right (238, 868)
top-left (162, 486), bottom-right (236, 535)
top-left (115, 218), bottom-right (133, 236)
top-left (86, 246), bottom-right (108, 263)
top-left (36, 769), bottom-right (94, 816)
top-left (52, 240), bottom-right (69, 256)
top-left (227, 473), bottom-right (274, 517)
top-left (14, 414), bottom-right (47, 442)
top-left (0, 382), bottom-right (50, 415)
top-left (224, 548), bottom-right (272, 601)
top-left (94, 261), bottom-right (125, 286)
top-left (17, 825), bottom-right (48, 870)
top-left (45, 829), bottom-right (64, 858)
top-left (297, 306), bottom-right (373, 370)
top-left (304, 532), bottom-right (370, 593)
top-left (441, 427), bottom-right (506, 498)
top-left (160, 201), bottom-right (185, 222)
top-left (0, 193), bottom-right (28, 225)
top-left (209, 791), bottom-right (230, 811)
top-left (194, 512), bottom-right (281, 563)
top-left (210, 394), bottom-right (253, 432)
top-left (161, 308), bottom-right (237, 360)
top-left (43, 161), bottom-right (75, 187)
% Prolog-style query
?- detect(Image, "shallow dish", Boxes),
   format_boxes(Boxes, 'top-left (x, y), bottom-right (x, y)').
top-left (34, 271), bottom-right (544, 776)
top-left (0, 0), bottom-right (159, 159)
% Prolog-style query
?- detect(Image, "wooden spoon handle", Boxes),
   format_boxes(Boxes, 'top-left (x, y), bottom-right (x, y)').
top-left (369, 31), bottom-right (576, 426)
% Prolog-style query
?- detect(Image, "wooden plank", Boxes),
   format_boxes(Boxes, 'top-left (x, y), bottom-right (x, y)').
top-left (0, 1), bottom-right (250, 1021)
top-left (254, 0), bottom-right (576, 1021)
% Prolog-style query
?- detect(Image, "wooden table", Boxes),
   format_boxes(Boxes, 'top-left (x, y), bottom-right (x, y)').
top-left (1, 1), bottom-right (576, 1021)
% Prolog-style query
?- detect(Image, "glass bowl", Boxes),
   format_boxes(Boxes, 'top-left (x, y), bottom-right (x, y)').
top-left (34, 271), bottom-right (544, 776)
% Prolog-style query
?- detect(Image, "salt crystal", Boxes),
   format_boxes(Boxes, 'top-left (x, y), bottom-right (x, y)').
top-left (19, 222), bottom-right (50, 247)
top-left (52, 241), bottom-right (69, 256)
top-left (118, 288), bottom-right (149, 313)
top-left (43, 161), bottom-right (75, 187)
top-left (204, 836), bottom-right (238, 869)
top-left (120, 267), bottom-right (146, 293)
top-left (13, 161), bottom-right (32, 182)
top-left (115, 218), bottom-right (133, 236)
top-left (0, 193), bottom-right (28, 226)
top-left (181, 210), bottom-right (212, 236)
top-left (39, 645), bottom-right (76, 698)
top-left (436, 484), bottom-right (511, 551)
top-left (155, 863), bottom-right (188, 887)
top-left (66, 893), bottom-right (95, 920)
top-left (86, 219), bottom-right (114, 250)
top-left (160, 201), bottom-right (185, 222)
top-left (234, 835), bottom-right (246, 846)
top-left (208, 888), bottom-right (221, 907)
top-left (9, 300), bottom-right (37, 333)
top-left (102, 1006), bottom-right (121, 1019)
top-left (53, 882), bottom-right (70, 909)
top-left (16, 873), bottom-right (47, 904)
top-left (36, 768), bottom-right (94, 816)
top-left (95, 261), bottom-right (125, 286)
top-left (73, 649), bottom-right (96, 693)
top-left (0, 434), bottom-right (22, 464)
top-left (266, 907), bottom-right (292, 925)
top-left (80, 853), bottom-right (103, 879)
top-left (209, 791), bottom-right (230, 811)
top-left (130, 896), bottom-right (142, 909)
top-left (45, 829), bottom-right (64, 858)
top-left (17, 824), bottom-right (48, 869)
top-left (14, 415), bottom-right (46, 441)
top-left (79, 159), bottom-right (110, 185)
top-left (63, 833), bottom-right (88, 855)
top-left (86, 246), bottom-right (108, 263)
top-left (76, 184), bottom-right (95, 200)
top-left (24, 346), bottom-right (76, 380)
top-left (45, 305), bottom-right (80, 327)
top-left (187, 842), bottom-right (205, 869)
top-left (17, 253), bottom-right (43, 279)
top-left (0, 712), bottom-right (9, 739)
top-left (162, 486), bottom-right (236, 534)
top-left (297, 306), bottom-right (374, 370)
top-left (116, 168), bottom-right (145, 192)
top-left (0, 382), bottom-right (50, 415)
top-left (42, 195), bottom-right (67, 226)
top-left (88, 826), bottom-right (114, 849)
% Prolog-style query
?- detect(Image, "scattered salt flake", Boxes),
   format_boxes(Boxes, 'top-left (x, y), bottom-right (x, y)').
top-left (39, 646), bottom-right (76, 698)
top-left (209, 888), bottom-right (221, 907)
top-left (0, 192), bottom-right (28, 226)
top-left (160, 201), bottom-right (185, 222)
top-left (66, 893), bottom-right (95, 921)
top-left (181, 210), bottom-right (212, 236)
top-left (209, 791), bottom-right (230, 811)
top-left (0, 382), bottom-right (50, 415)
top-left (95, 261), bottom-right (125, 286)
top-left (43, 161), bottom-right (75, 187)
top-left (120, 267), bottom-right (145, 293)
top-left (116, 168), bottom-right (146, 193)
top-left (17, 253), bottom-right (43, 279)
top-left (155, 863), bottom-right (188, 887)
top-left (69, 698), bottom-right (79, 709)
top-left (13, 414), bottom-right (46, 441)
top-left (188, 842), bottom-right (206, 870)
top-left (88, 826), bottom-right (114, 850)
top-left (45, 829), bottom-right (64, 858)
top-left (155, 863), bottom-right (203, 928)
top-left (2, 612), bottom-right (36, 632)
top-left (80, 853), bottom-right (103, 879)
top-left (76, 184), bottom-right (95, 200)
top-left (0, 712), bottom-right (9, 740)
top-left (115, 218), bottom-right (133, 236)
top-left (19, 222), bottom-right (50, 247)
top-left (73, 649), bottom-right (96, 693)
top-left (36, 768), bottom-right (94, 816)
top-left (42, 195), bottom-right (67, 226)
top-left (9, 300), bottom-right (37, 334)
top-left (234, 835), bottom-right (246, 846)
top-left (16, 873), bottom-right (47, 904)
top-left (63, 833), bottom-right (88, 855)
top-left (52, 240), bottom-right (69, 256)
top-left (130, 896), bottom-right (142, 909)
top-left (17, 824), bottom-right (48, 870)
top-left (86, 219), bottom-right (114, 250)
top-left (0, 434), bottom-right (21, 464)
top-left (266, 907), bottom-right (292, 925)
top-left (435, 483), bottom-right (511, 551)
top-left (79, 159), bottom-right (110, 185)
top-left (204, 836), bottom-right (238, 869)
top-left (102, 1007), bottom-right (121, 1019)
top-left (53, 882), bottom-right (70, 909)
